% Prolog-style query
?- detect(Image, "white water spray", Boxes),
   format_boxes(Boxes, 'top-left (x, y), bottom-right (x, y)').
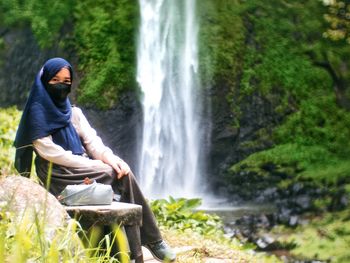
top-left (137, 0), bottom-right (203, 198)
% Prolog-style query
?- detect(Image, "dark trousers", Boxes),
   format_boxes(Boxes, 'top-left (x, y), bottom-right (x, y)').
top-left (115, 171), bottom-right (162, 260)
top-left (35, 156), bottom-right (162, 261)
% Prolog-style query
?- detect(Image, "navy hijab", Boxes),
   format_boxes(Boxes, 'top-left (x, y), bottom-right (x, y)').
top-left (14, 58), bottom-right (84, 176)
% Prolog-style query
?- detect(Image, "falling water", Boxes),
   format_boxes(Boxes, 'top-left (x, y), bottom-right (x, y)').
top-left (137, 0), bottom-right (203, 198)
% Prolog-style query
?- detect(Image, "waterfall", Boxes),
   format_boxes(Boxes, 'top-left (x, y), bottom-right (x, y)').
top-left (137, 0), bottom-right (203, 198)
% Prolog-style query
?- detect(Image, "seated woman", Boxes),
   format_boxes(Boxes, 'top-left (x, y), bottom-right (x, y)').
top-left (14, 57), bottom-right (175, 263)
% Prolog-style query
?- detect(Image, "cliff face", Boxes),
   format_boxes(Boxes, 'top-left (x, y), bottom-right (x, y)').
top-left (81, 93), bottom-right (142, 172)
top-left (209, 87), bottom-right (288, 191)
top-left (0, 23), bottom-right (77, 108)
top-left (199, 0), bottom-right (350, 204)
top-left (0, 26), bottom-right (51, 107)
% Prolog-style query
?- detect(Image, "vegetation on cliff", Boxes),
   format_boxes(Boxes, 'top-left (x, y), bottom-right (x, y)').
top-left (73, 0), bottom-right (139, 108)
top-left (219, 0), bottom-right (350, 202)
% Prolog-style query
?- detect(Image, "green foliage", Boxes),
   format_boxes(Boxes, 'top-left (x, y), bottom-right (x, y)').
top-left (150, 197), bottom-right (224, 237)
top-left (221, 0), bottom-right (350, 190)
top-left (0, 206), bottom-right (85, 262)
top-left (0, 0), bottom-right (73, 48)
top-left (0, 107), bottom-right (21, 175)
top-left (230, 143), bottom-right (350, 185)
top-left (198, 0), bottom-right (245, 87)
top-left (275, 96), bottom-right (350, 154)
top-left (323, 0), bottom-right (350, 43)
top-left (238, 0), bottom-right (331, 100)
top-left (0, 204), bottom-right (131, 262)
top-left (274, 95), bottom-right (350, 183)
top-left (73, 0), bottom-right (139, 109)
top-left (232, 94), bottom-right (350, 184)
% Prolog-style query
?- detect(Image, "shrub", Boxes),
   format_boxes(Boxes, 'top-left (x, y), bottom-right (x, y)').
top-left (150, 197), bottom-right (224, 236)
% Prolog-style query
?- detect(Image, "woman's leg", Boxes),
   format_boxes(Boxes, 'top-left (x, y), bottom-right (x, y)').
top-left (35, 156), bottom-right (162, 261)
top-left (113, 171), bottom-right (162, 245)
top-left (98, 170), bottom-right (163, 261)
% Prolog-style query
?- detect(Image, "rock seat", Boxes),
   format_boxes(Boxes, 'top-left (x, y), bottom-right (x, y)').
top-left (64, 201), bottom-right (142, 228)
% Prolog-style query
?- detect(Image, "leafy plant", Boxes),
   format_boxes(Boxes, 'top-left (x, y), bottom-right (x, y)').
top-left (0, 0), bottom-right (73, 48)
top-left (150, 197), bottom-right (224, 236)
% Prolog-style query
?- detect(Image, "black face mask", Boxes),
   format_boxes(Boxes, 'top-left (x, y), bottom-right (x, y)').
top-left (46, 83), bottom-right (71, 103)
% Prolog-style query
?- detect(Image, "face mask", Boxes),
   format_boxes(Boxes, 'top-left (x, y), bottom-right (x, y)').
top-left (46, 82), bottom-right (71, 103)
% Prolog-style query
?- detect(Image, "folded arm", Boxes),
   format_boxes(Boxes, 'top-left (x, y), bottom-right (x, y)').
top-left (33, 135), bottom-right (105, 168)
top-left (34, 107), bottom-right (130, 178)
top-left (72, 107), bottom-right (130, 178)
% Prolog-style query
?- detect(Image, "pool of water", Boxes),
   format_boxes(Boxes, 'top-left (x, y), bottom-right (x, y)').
top-left (198, 199), bottom-right (276, 225)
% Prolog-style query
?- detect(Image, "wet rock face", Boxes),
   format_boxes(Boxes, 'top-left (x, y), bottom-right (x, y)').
top-left (0, 26), bottom-right (72, 108)
top-left (82, 91), bottom-right (143, 172)
top-left (0, 27), bottom-right (39, 107)
top-left (208, 89), bottom-right (289, 192)
top-left (224, 170), bottom-right (328, 212)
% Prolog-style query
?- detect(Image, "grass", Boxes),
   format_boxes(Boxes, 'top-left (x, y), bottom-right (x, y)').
top-left (0, 204), bottom-right (131, 262)
top-left (151, 197), bottom-right (282, 262)
top-left (0, 204), bottom-right (85, 262)
top-left (270, 209), bottom-right (350, 263)
top-left (162, 228), bottom-right (281, 263)
top-left (0, 106), bottom-right (21, 175)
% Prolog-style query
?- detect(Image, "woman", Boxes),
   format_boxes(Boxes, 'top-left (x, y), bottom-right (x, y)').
top-left (14, 57), bottom-right (175, 263)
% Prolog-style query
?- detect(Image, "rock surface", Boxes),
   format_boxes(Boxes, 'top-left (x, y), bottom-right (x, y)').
top-left (0, 25), bottom-right (75, 108)
top-left (0, 175), bottom-right (70, 239)
top-left (82, 91), bottom-right (142, 172)
top-left (65, 201), bottom-right (142, 228)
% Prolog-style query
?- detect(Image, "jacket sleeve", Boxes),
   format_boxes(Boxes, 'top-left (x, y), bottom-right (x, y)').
top-left (71, 107), bottom-right (121, 164)
top-left (33, 135), bottom-right (106, 168)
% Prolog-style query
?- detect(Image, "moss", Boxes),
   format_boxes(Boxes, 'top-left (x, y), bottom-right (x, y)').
top-left (223, 0), bottom-right (350, 193)
top-left (198, 0), bottom-right (245, 86)
top-left (274, 210), bottom-right (350, 262)
top-left (238, 0), bottom-right (332, 102)
top-left (0, 0), bottom-right (73, 48)
top-left (73, 0), bottom-right (139, 109)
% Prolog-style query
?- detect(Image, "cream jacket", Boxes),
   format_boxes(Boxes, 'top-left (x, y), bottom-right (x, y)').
top-left (33, 107), bottom-right (120, 168)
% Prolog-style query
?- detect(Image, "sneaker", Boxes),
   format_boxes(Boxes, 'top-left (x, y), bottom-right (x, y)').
top-left (145, 240), bottom-right (176, 262)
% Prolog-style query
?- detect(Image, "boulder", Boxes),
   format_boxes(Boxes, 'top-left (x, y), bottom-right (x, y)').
top-left (0, 175), bottom-right (70, 240)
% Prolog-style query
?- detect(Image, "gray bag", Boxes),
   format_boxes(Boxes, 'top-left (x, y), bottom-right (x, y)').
top-left (59, 181), bottom-right (114, 206)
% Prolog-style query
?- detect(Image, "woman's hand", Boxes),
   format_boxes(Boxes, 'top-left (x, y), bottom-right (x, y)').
top-left (113, 159), bottom-right (131, 179)
top-left (103, 152), bottom-right (131, 179)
